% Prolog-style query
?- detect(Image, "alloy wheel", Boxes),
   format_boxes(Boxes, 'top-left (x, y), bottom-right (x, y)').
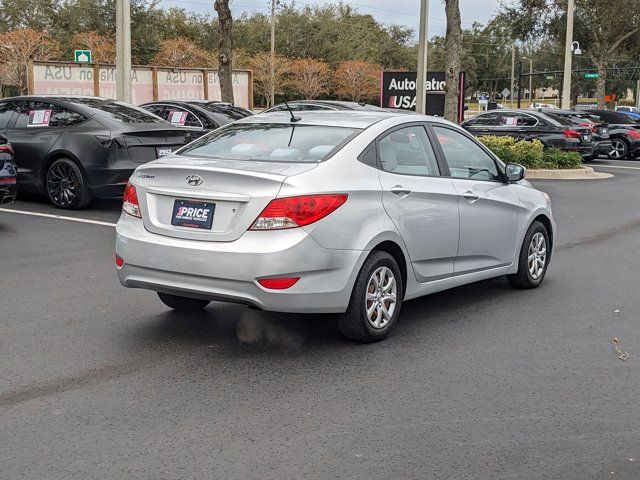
top-left (609, 140), bottom-right (627, 159)
top-left (365, 266), bottom-right (397, 329)
top-left (47, 162), bottom-right (80, 207)
top-left (527, 232), bottom-right (547, 280)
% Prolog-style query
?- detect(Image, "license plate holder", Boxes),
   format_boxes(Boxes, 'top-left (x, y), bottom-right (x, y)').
top-left (171, 200), bottom-right (215, 230)
top-left (156, 146), bottom-right (174, 158)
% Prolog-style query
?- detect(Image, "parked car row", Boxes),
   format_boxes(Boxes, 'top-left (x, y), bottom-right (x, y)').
top-left (0, 95), bottom-right (253, 209)
top-left (461, 108), bottom-right (640, 160)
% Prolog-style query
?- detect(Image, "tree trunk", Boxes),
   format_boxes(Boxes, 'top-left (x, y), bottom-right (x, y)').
top-left (214, 0), bottom-right (234, 104)
top-left (443, 0), bottom-right (462, 123)
top-left (596, 58), bottom-right (607, 108)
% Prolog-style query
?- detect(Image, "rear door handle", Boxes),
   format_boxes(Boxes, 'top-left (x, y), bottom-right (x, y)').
top-left (462, 191), bottom-right (479, 203)
top-left (390, 185), bottom-right (412, 198)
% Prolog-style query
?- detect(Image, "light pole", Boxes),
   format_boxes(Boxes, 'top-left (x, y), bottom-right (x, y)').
top-left (523, 56), bottom-right (533, 103)
top-left (561, 0), bottom-right (575, 109)
top-left (116, 0), bottom-right (132, 103)
top-left (269, 0), bottom-right (276, 107)
top-left (415, 0), bottom-right (429, 114)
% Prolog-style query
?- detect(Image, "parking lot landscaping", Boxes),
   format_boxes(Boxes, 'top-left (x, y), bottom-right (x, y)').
top-left (1, 156), bottom-right (640, 479)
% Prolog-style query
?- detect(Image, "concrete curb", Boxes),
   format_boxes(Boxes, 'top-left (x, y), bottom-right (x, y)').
top-left (525, 166), bottom-right (613, 180)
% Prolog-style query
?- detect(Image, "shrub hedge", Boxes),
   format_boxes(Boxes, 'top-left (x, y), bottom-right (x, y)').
top-left (478, 135), bottom-right (583, 170)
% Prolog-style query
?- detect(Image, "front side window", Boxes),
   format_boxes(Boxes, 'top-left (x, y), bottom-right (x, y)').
top-left (432, 125), bottom-right (501, 181)
top-left (178, 123), bottom-right (361, 163)
top-left (13, 101), bottom-right (68, 129)
top-left (378, 125), bottom-right (440, 176)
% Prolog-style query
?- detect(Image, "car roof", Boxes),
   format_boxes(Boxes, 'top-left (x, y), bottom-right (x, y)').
top-left (235, 110), bottom-right (451, 129)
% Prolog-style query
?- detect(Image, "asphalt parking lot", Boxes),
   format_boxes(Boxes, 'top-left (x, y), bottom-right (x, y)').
top-left (2, 157), bottom-right (640, 479)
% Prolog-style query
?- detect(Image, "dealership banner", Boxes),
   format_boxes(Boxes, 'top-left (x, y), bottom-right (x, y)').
top-left (381, 71), bottom-right (466, 123)
top-left (29, 61), bottom-right (253, 109)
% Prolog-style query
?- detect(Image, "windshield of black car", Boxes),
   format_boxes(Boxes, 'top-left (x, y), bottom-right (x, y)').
top-left (63, 99), bottom-right (165, 123)
top-left (177, 123), bottom-right (361, 162)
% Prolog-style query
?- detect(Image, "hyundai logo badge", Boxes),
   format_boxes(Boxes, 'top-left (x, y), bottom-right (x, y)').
top-left (186, 174), bottom-right (203, 186)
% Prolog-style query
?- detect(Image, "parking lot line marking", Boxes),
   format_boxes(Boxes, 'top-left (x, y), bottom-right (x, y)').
top-left (0, 208), bottom-right (117, 227)
top-left (593, 165), bottom-right (640, 171)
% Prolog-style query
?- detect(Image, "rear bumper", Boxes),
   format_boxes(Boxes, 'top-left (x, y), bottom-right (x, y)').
top-left (115, 214), bottom-right (366, 313)
top-left (594, 140), bottom-right (612, 155)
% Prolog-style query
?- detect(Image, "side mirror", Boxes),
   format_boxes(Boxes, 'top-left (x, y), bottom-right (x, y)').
top-left (505, 163), bottom-right (526, 182)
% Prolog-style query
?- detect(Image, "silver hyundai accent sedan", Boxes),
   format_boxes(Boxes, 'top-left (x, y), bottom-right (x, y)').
top-left (116, 111), bottom-right (555, 342)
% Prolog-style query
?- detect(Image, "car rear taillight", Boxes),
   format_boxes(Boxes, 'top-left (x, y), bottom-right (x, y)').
top-left (249, 194), bottom-right (348, 230)
top-left (0, 143), bottom-right (14, 154)
top-left (579, 122), bottom-right (597, 134)
top-left (122, 182), bottom-right (141, 218)
top-left (628, 129), bottom-right (640, 139)
top-left (257, 277), bottom-right (300, 289)
top-left (115, 254), bottom-right (124, 267)
top-left (563, 129), bottom-right (582, 139)
top-left (95, 135), bottom-right (124, 149)
top-left (0, 176), bottom-right (16, 185)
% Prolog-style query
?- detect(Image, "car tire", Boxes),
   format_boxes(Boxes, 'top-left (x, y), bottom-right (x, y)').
top-left (157, 292), bottom-right (210, 312)
top-left (608, 138), bottom-right (630, 160)
top-left (338, 251), bottom-right (403, 343)
top-left (46, 158), bottom-right (93, 209)
top-left (507, 221), bottom-right (550, 289)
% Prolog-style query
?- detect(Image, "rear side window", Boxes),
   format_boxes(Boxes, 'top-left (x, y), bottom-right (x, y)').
top-left (378, 125), bottom-right (440, 176)
top-left (178, 123), bottom-right (361, 163)
top-left (464, 112), bottom-right (500, 126)
top-left (0, 102), bottom-right (16, 129)
top-left (65, 98), bottom-right (164, 123)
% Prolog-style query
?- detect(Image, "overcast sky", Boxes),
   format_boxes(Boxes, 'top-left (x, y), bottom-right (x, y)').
top-left (160, 0), bottom-right (501, 39)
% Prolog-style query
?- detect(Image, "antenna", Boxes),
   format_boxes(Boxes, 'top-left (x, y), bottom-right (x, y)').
top-left (282, 99), bottom-right (301, 122)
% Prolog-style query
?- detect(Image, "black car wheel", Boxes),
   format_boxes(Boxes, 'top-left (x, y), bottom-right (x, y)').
top-left (608, 138), bottom-right (630, 160)
top-left (46, 158), bottom-right (92, 209)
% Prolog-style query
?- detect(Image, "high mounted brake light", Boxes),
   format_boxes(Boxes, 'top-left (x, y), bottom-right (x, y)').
top-left (249, 194), bottom-right (348, 230)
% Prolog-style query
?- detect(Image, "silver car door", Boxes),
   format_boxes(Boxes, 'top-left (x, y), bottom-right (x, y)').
top-left (430, 123), bottom-right (522, 274)
top-left (377, 124), bottom-right (460, 282)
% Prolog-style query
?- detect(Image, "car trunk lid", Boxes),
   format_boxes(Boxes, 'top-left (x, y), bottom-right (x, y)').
top-left (134, 155), bottom-right (317, 242)
top-left (120, 128), bottom-right (196, 163)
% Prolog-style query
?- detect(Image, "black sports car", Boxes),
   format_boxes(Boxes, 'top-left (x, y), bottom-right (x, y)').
top-left (540, 109), bottom-right (611, 160)
top-left (140, 100), bottom-right (248, 136)
top-left (579, 110), bottom-right (640, 159)
top-left (263, 100), bottom-right (386, 113)
top-left (0, 96), bottom-right (192, 209)
top-left (0, 133), bottom-right (17, 205)
top-left (462, 109), bottom-right (595, 157)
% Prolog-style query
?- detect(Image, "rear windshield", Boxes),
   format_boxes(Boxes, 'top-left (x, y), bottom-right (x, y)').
top-left (64, 99), bottom-right (165, 123)
top-left (178, 123), bottom-right (361, 162)
top-left (544, 113), bottom-right (576, 126)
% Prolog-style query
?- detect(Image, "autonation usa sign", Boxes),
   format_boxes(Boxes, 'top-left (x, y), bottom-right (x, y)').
top-left (381, 71), bottom-right (465, 121)
top-left (28, 61), bottom-right (253, 109)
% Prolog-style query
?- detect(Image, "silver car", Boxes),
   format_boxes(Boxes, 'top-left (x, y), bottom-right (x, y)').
top-left (116, 111), bottom-right (555, 342)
